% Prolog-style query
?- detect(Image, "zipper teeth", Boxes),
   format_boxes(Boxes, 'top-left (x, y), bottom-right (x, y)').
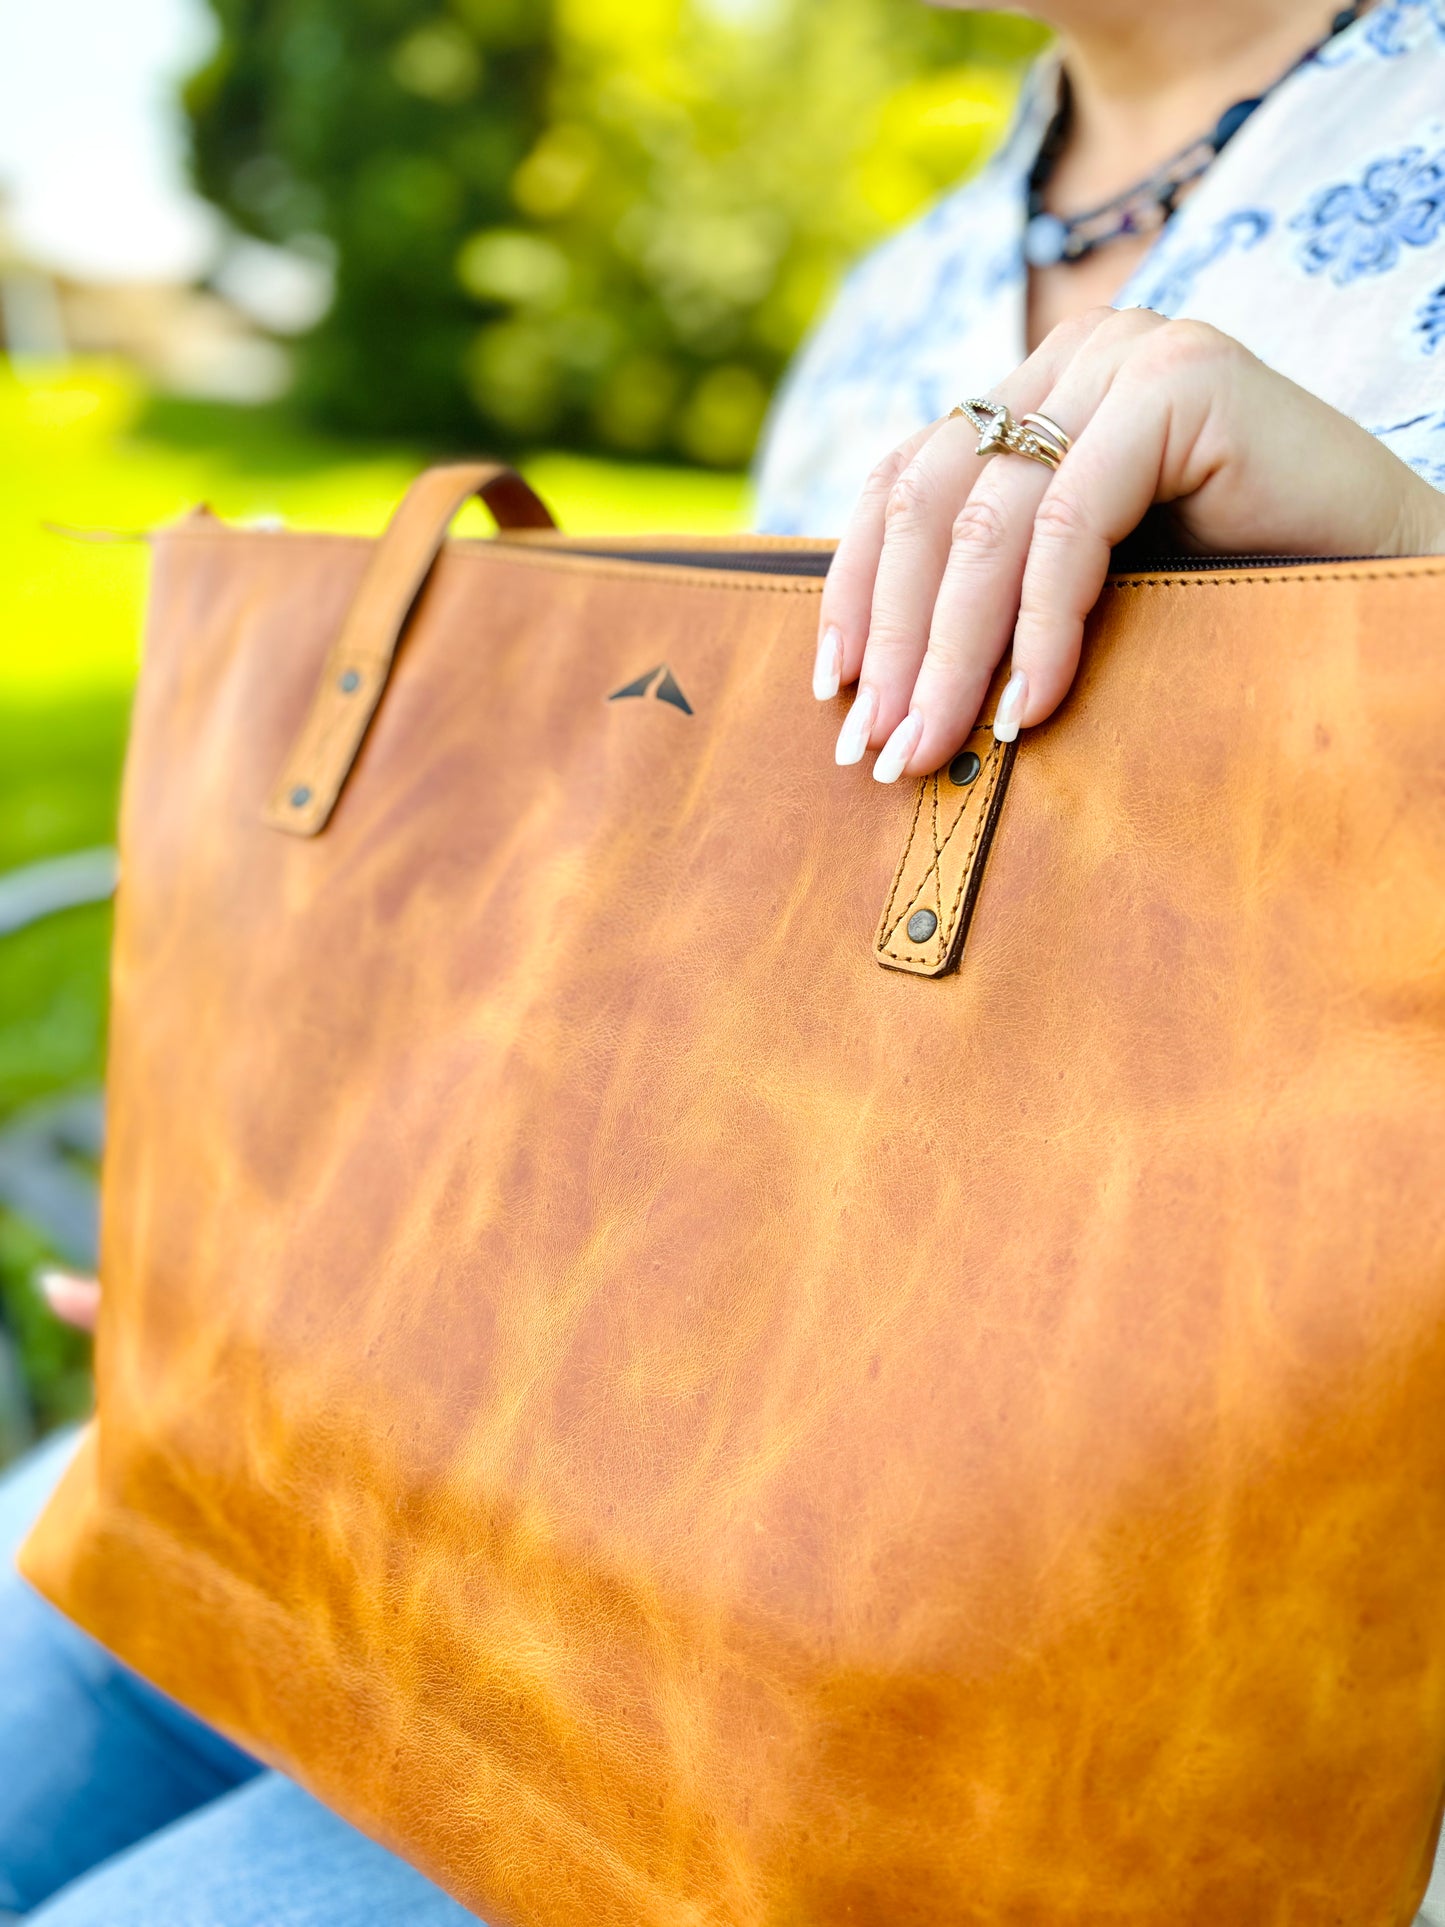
top-left (1117, 552), bottom-right (1379, 573)
top-left (555, 546), bottom-right (1388, 579)
top-left (562, 546), bottom-right (832, 577)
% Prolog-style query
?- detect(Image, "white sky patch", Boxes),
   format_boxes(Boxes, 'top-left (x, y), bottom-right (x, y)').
top-left (0, 0), bottom-right (220, 282)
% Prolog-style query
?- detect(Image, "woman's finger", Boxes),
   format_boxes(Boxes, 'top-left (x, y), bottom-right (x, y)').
top-left (812, 419), bottom-right (943, 700)
top-left (876, 448), bottom-right (1056, 777)
top-left (839, 413), bottom-right (998, 762)
top-left (40, 1269), bottom-right (101, 1334)
top-left (1011, 331), bottom-right (1220, 728)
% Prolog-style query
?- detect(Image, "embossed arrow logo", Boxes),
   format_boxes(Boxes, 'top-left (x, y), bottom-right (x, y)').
top-left (607, 664), bottom-right (694, 716)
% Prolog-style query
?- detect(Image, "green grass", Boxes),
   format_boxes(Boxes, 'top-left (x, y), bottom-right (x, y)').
top-left (0, 701), bottom-right (117, 1434)
top-left (0, 361), bottom-right (750, 702)
top-left (0, 359), bottom-right (750, 1437)
top-left (0, 698), bottom-right (121, 1116)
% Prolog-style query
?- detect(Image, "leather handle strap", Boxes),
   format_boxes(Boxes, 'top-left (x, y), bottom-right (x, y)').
top-left (874, 724), bottom-right (1017, 978)
top-left (264, 463), bottom-right (557, 838)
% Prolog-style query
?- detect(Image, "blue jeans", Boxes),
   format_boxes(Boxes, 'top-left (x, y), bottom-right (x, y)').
top-left (0, 1431), bottom-right (481, 1924)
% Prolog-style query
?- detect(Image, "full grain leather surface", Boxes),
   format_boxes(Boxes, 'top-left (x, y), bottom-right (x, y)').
top-left (19, 486), bottom-right (1445, 1925)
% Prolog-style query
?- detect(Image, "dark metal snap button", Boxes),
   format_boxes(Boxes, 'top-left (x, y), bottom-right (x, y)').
top-left (948, 750), bottom-right (982, 788)
top-left (907, 910), bottom-right (939, 943)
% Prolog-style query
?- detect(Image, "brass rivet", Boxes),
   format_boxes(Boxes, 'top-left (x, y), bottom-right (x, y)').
top-left (907, 910), bottom-right (938, 943)
top-left (290, 785), bottom-right (313, 809)
top-left (948, 750), bottom-right (982, 788)
top-left (338, 669), bottom-right (361, 694)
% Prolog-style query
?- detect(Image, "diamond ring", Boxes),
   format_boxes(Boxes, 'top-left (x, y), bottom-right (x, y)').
top-left (952, 398), bottom-right (1069, 473)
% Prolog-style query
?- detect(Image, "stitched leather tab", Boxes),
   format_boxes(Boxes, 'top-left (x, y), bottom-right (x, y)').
top-left (264, 464), bottom-right (556, 838)
top-left (874, 726), bottom-right (1017, 978)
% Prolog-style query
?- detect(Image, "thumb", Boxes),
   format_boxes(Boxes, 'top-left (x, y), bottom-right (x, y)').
top-left (39, 1270), bottom-right (101, 1334)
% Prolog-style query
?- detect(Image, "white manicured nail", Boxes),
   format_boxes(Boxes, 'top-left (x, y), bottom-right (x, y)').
top-left (993, 669), bottom-right (1029, 743)
top-left (813, 625), bottom-right (843, 700)
top-left (873, 712), bottom-right (923, 784)
top-left (39, 1269), bottom-right (101, 1332)
top-left (835, 685), bottom-right (879, 765)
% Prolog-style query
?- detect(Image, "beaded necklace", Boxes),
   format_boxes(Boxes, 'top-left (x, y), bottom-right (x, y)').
top-left (1025, 5), bottom-right (1370, 269)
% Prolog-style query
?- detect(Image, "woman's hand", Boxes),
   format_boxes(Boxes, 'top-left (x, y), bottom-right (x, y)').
top-left (39, 1270), bottom-right (100, 1333)
top-left (814, 306), bottom-right (1445, 780)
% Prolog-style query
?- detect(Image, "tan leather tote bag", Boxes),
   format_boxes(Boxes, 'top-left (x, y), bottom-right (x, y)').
top-left (20, 463), bottom-right (1445, 1926)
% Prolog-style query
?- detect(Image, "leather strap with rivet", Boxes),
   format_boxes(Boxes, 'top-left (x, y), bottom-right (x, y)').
top-left (874, 723), bottom-right (1017, 977)
top-left (264, 463), bottom-right (556, 838)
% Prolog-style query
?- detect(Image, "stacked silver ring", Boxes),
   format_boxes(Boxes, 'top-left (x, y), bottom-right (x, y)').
top-left (953, 398), bottom-right (1072, 473)
top-left (1020, 411), bottom-right (1072, 466)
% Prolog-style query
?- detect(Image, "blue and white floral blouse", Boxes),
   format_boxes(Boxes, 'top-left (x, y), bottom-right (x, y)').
top-left (754, 1), bottom-right (1445, 536)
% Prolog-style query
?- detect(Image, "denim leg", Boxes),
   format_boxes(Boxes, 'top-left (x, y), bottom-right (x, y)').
top-left (0, 1430), bottom-right (262, 1913)
top-left (1422, 1838), bottom-right (1445, 1927)
top-left (29, 1774), bottom-right (485, 1926)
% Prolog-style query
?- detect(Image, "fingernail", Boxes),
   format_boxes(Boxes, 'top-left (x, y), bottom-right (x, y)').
top-left (38, 1268), bottom-right (76, 1305)
top-left (813, 625), bottom-right (843, 701)
top-left (835, 685), bottom-right (879, 766)
top-left (873, 712), bottom-right (923, 784)
top-left (39, 1269), bottom-right (101, 1333)
top-left (39, 1269), bottom-right (90, 1314)
top-left (993, 669), bottom-right (1029, 743)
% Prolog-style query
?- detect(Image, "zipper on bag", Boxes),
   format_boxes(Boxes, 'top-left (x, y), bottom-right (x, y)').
top-left (551, 545), bottom-right (1386, 578)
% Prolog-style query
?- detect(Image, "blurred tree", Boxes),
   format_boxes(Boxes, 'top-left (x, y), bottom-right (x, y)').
top-left (187, 0), bottom-right (555, 437)
top-left (185, 0), bottom-right (1045, 460)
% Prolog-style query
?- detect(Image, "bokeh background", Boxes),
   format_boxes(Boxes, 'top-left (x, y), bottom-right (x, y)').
top-left (0, 0), bottom-right (1045, 1455)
